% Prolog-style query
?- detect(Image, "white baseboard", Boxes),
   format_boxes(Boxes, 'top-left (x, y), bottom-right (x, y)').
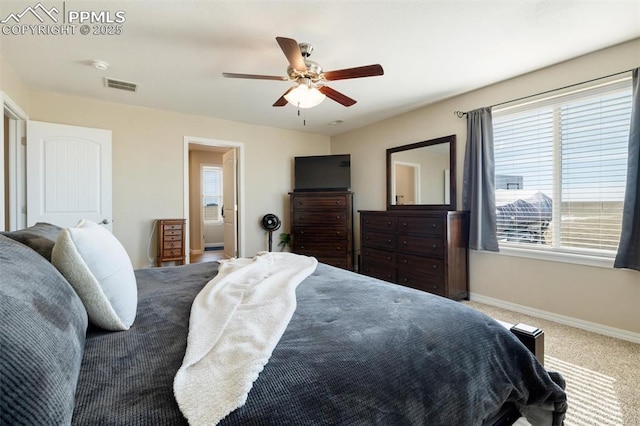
top-left (469, 293), bottom-right (640, 344)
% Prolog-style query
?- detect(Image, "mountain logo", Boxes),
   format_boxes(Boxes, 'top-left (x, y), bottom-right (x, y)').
top-left (1, 2), bottom-right (60, 24)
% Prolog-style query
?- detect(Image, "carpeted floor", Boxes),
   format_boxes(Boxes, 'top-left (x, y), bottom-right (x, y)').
top-left (464, 301), bottom-right (640, 426)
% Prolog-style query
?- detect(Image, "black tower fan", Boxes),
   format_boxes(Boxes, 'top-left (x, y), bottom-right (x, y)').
top-left (261, 213), bottom-right (281, 252)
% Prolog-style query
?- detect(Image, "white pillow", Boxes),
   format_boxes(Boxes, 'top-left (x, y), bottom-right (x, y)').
top-left (52, 219), bottom-right (137, 331)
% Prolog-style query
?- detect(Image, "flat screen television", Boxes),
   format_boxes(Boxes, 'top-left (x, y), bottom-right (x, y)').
top-left (294, 154), bottom-right (351, 191)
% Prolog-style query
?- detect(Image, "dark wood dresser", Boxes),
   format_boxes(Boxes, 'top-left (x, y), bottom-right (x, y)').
top-left (156, 219), bottom-right (186, 266)
top-left (290, 191), bottom-right (354, 270)
top-left (359, 210), bottom-right (469, 299)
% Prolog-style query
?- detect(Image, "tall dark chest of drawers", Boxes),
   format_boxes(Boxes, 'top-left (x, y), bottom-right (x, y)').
top-left (290, 191), bottom-right (353, 270)
top-left (359, 210), bottom-right (469, 300)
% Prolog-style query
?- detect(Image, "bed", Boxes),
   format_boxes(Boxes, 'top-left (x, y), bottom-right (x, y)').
top-left (0, 222), bottom-right (567, 426)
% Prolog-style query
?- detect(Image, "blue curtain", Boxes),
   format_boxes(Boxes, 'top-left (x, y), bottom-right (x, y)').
top-left (614, 68), bottom-right (640, 271)
top-left (462, 107), bottom-right (499, 251)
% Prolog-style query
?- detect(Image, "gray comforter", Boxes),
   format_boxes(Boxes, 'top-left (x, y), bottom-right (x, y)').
top-left (72, 261), bottom-right (566, 425)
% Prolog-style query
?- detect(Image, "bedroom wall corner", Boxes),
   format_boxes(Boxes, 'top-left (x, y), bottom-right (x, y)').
top-left (330, 38), bottom-right (640, 337)
top-left (25, 90), bottom-right (331, 267)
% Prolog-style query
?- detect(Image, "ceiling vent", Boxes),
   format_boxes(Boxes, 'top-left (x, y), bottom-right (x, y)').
top-left (104, 77), bottom-right (138, 92)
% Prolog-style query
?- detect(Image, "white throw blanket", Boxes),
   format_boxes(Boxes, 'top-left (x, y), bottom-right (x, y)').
top-left (173, 252), bottom-right (318, 425)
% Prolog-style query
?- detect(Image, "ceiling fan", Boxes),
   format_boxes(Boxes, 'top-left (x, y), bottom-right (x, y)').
top-left (222, 36), bottom-right (384, 108)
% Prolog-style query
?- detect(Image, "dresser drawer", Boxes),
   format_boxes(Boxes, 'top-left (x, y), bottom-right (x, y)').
top-left (361, 261), bottom-right (397, 283)
top-left (164, 229), bottom-right (183, 237)
top-left (361, 231), bottom-right (396, 250)
top-left (316, 257), bottom-right (349, 270)
top-left (163, 223), bottom-right (183, 231)
top-left (361, 214), bottom-right (397, 232)
top-left (293, 241), bottom-right (348, 257)
top-left (397, 253), bottom-right (443, 280)
top-left (163, 234), bottom-right (183, 242)
top-left (397, 269), bottom-right (445, 297)
top-left (361, 246), bottom-right (396, 267)
top-left (397, 234), bottom-right (444, 257)
top-left (293, 210), bottom-right (347, 226)
top-left (162, 240), bottom-right (182, 249)
top-left (398, 216), bottom-right (445, 238)
top-left (292, 194), bottom-right (349, 209)
top-left (294, 226), bottom-right (347, 240)
top-left (161, 248), bottom-right (183, 259)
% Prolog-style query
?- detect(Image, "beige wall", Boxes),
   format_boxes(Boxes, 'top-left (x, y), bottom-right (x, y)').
top-left (331, 38), bottom-right (640, 335)
top-left (25, 90), bottom-right (329, 267)
top-left (1, 54), bottom-right (30, 112)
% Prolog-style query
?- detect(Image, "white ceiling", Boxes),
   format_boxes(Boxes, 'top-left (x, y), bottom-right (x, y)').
top-left (1, 1), bottom-right (639, 136)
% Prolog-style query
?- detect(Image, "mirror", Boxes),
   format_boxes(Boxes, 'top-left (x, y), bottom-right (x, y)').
top-left (387, 134), bottom-right (456, 210)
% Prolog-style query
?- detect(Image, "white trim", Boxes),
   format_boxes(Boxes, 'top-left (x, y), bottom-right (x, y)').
top-left (469, 293), bottom-right (640, 344)
top-left (493, 245), bottom-right (615, 269)
top-left (183, 136), bottom-right (245, 263)
top-left (1, 91), bottom-right (29, 232)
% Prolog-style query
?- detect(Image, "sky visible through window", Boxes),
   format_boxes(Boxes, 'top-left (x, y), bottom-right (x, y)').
top-left (494, 89), bottom-right (631, 202)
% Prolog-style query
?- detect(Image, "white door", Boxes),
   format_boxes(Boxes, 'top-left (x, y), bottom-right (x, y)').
top-left (27, 121), bottom-right (113, 231)
top-left (222, 149), bottom-right (237, 258)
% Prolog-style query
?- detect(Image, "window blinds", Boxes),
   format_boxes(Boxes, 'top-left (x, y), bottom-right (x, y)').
top-left (493, 80), bottom-right (632, 254)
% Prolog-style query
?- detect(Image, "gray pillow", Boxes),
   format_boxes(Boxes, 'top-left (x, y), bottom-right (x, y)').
top-left (0, 235), bottom-right (88, 425)
top-left (0, 222), bottom-right (63, 261)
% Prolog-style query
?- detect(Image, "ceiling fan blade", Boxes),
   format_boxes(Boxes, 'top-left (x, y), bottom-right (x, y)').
top-left (273, 87), bottom-right (295, 107)
top-left (222, 72), bottom-right (288, 81)
top-left (276, 37), bottom-right (307, 73)
top-left (319, 86), bottom-right (357, 107)
top-left (323, 64), bottom-right (384, 81)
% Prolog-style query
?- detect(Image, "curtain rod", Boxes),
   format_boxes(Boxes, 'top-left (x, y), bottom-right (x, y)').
top-left (454, 67), bottom-right (635, 118)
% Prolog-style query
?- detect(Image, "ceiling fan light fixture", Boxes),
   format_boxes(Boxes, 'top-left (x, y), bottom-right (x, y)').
top-left (284, 82), bottom-right (326, 108)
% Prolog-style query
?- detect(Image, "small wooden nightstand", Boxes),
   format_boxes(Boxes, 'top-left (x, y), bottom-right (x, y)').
top-left (157, 219), bottom-right (186, 266)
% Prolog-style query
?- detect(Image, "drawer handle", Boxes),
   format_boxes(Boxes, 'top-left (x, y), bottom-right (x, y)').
top-left (432, 244), bottom-right (438, 249)
top-left (402, 222), bottom-right (407, 227)
top-left (402, 259), bottom-right (408, 264)
top-left (387, 256), bottom-right (392, 261)
top-left (300, 230), bottom-right (305, 234)
top-left (433, 264), bottom-right (438, 270)
top-left (432, 223), bottom-right (437, 228)
top-left (336, 216), bottom-right (341, 220)
top-left (335, 200), bottom-right (341, 204)
top-left (300, 245), bottom-right (305, 249)
top-left (402, 240), bottom-right (408, 245)
top-left (402, 278), bottom-right (408, 283)
top-left (300, 216), bottom-right (304, 220)
top-left (433, 285), bottom-right (438, 290)
top-left (365, 236), bottom-right (370, 240)
top-left (336, 246), bottom-right (341, 250)
top-left (387, 221), bottom-right (392, 226)
top-left (365, 220), bottom-right (370, 224)
top-left (388, 239), bottom-right (392, 243)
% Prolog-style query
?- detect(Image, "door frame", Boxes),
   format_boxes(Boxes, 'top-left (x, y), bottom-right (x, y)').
top-left (392, 160), bottom-right (421, 205)
top-left (1, 91), bottom-right (28, 232)
top-left (183, 136), bottom-right (245, 263)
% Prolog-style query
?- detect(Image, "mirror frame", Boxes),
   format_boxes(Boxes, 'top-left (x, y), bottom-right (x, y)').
top-left (386, 134), bottom-right (457, 211)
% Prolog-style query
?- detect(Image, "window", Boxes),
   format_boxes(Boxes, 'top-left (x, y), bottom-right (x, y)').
top-left (493, 78), bottom-right (632, 258)
top-left (202, 166), bottom-right (222, 223)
